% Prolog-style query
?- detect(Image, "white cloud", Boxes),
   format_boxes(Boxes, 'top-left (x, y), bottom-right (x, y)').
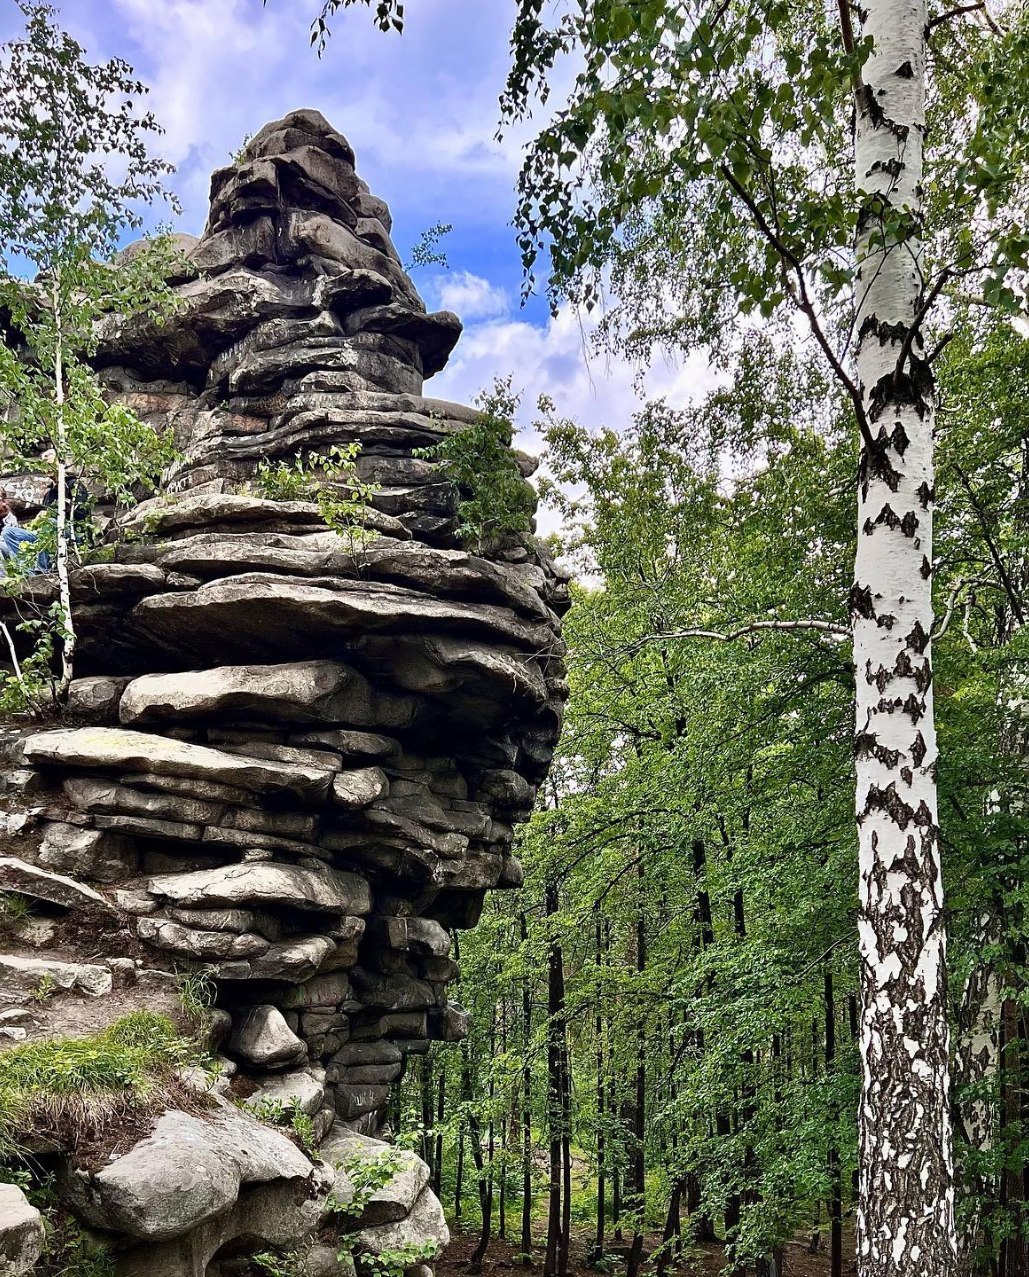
top-left (90, 0), bottom-right (565, 247)
top-left (426, 270), bottom-right (509, 320)
top-left (429, 307), bottom-right (719, 540)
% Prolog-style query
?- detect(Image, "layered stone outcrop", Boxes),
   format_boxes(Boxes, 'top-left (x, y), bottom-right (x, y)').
top-left (0, 110), bottom-right (567, 1275)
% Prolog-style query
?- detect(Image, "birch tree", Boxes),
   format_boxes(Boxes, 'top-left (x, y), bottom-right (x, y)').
top-left (295, 1), bottom-right (1029, 1266)
top-left (0, 1), bottom-right (179, 705)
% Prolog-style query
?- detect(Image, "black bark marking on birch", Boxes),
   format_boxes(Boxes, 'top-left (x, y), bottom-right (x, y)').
top-left (861, 781), bottom-right (918, 827)
top-left (914, 662), bottom-right (932, 692)
top-left (911, 732), bottom-right (927, 767)
top-left (916, 480), bottom-right (934, 508)
top-left (890, 422), bottom-right (910, 455)
top-left (868, 157), bottom-right (903, 179)
top-left (895, 59), bottom-right (914, 77)
top-left (894, 650), bottom-right (914, 679)
top-left (876, 612), bottom-right (897, 629)
top-left (855, 732), bottom-right (902, 769)
top-left (859, 82), bottom-right (886, 125)
top-left (901, 510), bottom-right (918, 537)
top-left (870, 368), bottom-right (931, 423)
top-left (859, 443), bottom-right (902, 494)
top-left (901, 766), bottom-right (913, 785)
top-left (902, 692), bottom-right (926, 722)
top-left (871, 663), bottom-right (892, 692)
top-left (850, 583), bottom-right (875, 618)
top-left (906, 620), bottom-right (930, 653)
top-left (920, 555), bottom-right (932, 579)
top-left (859, 315), bottom-right (907, 347)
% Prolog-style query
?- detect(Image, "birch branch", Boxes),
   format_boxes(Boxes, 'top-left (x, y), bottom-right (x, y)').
top-left (932, 577), bottom-right (965, 640)
top-left (627, 618), bottom-right (851, 654)
top-left (0, 619), bottom-right (32, 713)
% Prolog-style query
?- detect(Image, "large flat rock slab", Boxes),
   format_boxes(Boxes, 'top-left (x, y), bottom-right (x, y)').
top-left (119, 660), bottom-right (408, 729)
top-left (130, 574), bottom-right (554, 664)
top-left (21, 727), bottom-right (334, 800)
top-left (145, 862), bottom-right (372, 915)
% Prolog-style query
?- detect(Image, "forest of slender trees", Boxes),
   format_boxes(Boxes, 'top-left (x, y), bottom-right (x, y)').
top-left (285, 0), bottom-right (1029, 1270)
top-left (388, 318), bottom-right (1029, 1277)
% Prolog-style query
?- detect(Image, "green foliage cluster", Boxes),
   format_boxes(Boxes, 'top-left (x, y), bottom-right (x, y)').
top-left (247, 1095), bottom-right (317, 1154)
top-left (255, 444), bottom-right (380, 553)
top-left (381, 316), bottom-right (1029, 1272)
top-left (405, 221), bottom-right (452, 270)
top-left (0, 1), bottom-right (182, 705)
top-left (415, 378), bottom-right (536, 553)
top-left (333, 1148), bottom-right (440, 1277)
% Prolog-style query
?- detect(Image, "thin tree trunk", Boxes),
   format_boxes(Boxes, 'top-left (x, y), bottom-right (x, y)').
top-left (465, 1039), bottom-right (494, 1275)
top-left (455, 1121), bottom-right (465, 1226)
top-left (499, 994), bottom-right (508, 1242)
top-left (433, 1065), bottom-right (445, 1198)
top-left (690, 837), bottom-right (717, 1245)
top-left (52, 302), bottom-right (75, 701)
top-left (852, 0), bottom-right (954, 1268)
top-left (420, 1052), bottom-right (434, 1182)
top-left (825, 969), bottom-right (842, 1277)
top-left (544, 881), bottom-right (567, 1277)
top-left (520, 912), bottom-right (534, 1263)
top-left (613, 1163), bottom-right (622, 1243)
top-left (998, 1000), bottom-right (1028, 1277)
top-left (625, 865), bottom-right (647, 1277)
top-left (593, 913), bottom-right (607, 1266)
top-left (656, 1179), bottom-right (685, 1277)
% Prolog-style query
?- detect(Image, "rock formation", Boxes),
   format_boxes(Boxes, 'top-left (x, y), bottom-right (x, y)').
top-left (0, 110), bottom-right (568, 1275)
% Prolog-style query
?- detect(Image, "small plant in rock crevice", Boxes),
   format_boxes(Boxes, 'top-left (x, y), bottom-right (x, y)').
top-left (328, 1148), bottom-right (440, 1277)
top-left (247, 1095), bottom-right (317, 1154)
top-left (250, 1246), bottom-right (312, 1277)
top-left (174, 968), bottom-right (216, 1026)
top-left (0, 892), bottom-right (32, 921)
top-left (29, 972), bottom-right (57, 1003)
top-left (414, 377), bottom-right (536, 555)
top-left (255, 443), bottom-right (381, 554)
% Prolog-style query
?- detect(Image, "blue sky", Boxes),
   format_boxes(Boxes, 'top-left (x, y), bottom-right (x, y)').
top-left (1, 0), bottom-right (713, 492)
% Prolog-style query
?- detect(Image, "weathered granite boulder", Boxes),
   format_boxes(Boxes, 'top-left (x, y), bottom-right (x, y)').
top-left (59, 1101), bottom-right (318, 1241)
top-left (321, 1128), bottom-right (429, 1226)
top-left (0, 1185), bottom-right (44, 1277)
top-left (0, 109), bottom-right (568, 1274)
top-left (229, 1004), bottom-right (307, 1068)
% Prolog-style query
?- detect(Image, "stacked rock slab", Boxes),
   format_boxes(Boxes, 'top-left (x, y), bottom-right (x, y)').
top-left (0, 110), bottom-right (567, 1274)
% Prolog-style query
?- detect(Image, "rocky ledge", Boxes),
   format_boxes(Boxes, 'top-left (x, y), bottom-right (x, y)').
top-left (0, 110), bottom-right (567, 1277)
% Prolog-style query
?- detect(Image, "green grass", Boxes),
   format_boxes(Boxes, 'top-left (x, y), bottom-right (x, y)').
top-left (0, 892), bottom-right (33, 921)
top-left (0, 1012), bottom-right (205, 1156)
top-left (175, 969), bottom-right (216, 1023)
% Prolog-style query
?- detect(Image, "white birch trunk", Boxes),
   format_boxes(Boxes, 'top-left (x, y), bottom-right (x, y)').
top-left (955, 943), bottom-right (1001, 1277)
top-left (852, 0), bottom-right (956, 1272)
top-left (51, 292), bottom-right (75, 701)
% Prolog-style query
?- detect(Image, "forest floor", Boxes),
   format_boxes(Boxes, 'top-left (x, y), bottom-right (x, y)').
top-left (437, 1228), bottom-right (859, 1277)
